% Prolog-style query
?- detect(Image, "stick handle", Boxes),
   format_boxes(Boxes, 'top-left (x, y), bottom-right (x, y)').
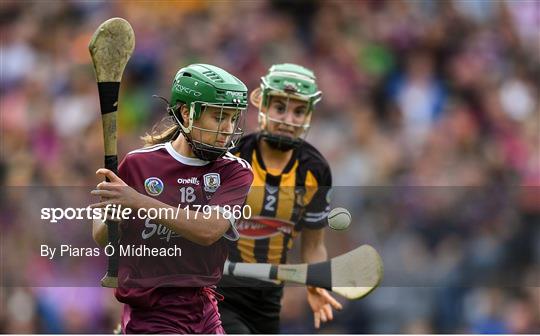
top-left (99, 82), bottom-right (120, 288)
top-left (101, 156), bottom-right (119, 288)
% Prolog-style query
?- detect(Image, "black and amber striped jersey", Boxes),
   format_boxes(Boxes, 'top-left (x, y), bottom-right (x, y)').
top-left (227, 133), bottom-right (332, 265)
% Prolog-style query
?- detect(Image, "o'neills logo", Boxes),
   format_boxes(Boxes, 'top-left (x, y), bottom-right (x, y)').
top-left (177, 177), bottom-right (200, 185)
top-left (237, 217), bottom-right (294, 239)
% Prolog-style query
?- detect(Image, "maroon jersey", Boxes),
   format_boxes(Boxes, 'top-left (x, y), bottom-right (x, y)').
top-left (115, 142), bottom-right (253, 308)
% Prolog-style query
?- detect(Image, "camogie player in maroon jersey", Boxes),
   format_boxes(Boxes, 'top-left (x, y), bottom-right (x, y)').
top-left (91, 64), bottom-right (253, 334)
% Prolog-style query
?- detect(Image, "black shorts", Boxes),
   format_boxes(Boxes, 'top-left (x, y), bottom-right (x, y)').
top-left (217, 275), bottom-right (283, 334)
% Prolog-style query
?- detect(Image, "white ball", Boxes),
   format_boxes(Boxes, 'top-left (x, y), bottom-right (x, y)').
top-left (327, 207), bottom-right (351, 230)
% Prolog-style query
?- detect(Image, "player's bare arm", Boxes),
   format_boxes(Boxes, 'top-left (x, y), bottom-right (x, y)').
top-left (301, 227), bottom-right (328, 263)
top-left (90, 168), bottom-right (231, 246)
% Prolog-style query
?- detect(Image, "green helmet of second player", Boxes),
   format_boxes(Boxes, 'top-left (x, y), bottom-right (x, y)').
top-left (258, 63), bottom-right (322, 151)
top-left (168, 63), bottom-right (248, 160)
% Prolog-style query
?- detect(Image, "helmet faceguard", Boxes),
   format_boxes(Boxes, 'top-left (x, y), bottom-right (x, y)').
top-left (168, 64), bottom-right (248, 160)
top-left (170, 102), bottom-right (246, 161)
top-left (258, 63), bottom-right (322, 151)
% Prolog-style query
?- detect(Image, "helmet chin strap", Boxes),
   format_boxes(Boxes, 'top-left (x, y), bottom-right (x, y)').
top-left (259, 131), bottom-right (302, 151)
top-left (177, 128), bottom-right (226, 161)
top-left (190, 140), bottom-right (227, 161)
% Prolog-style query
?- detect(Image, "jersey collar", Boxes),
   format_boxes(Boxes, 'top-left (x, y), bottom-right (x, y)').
top-left (165, 142), bottom-right (210, 166)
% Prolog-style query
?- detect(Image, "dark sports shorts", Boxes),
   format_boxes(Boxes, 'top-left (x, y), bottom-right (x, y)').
top-left (121, 287), bottom-right (225, 334)
top-left (217, 275), bottom-right (284, 334)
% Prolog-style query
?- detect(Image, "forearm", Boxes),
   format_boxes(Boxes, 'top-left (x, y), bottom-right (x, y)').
top-left (302, 244), bottom-right (327, 263)
top-left (137, 196), bottom-right (230, 246)
top-left (301, 228), bottom-right (327, 263)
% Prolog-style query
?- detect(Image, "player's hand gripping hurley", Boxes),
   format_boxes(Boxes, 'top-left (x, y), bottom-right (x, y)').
top-left (89, 18), bottom-right (135, 288)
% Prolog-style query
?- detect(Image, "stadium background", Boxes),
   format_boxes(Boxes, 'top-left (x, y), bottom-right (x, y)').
top-left (1, 0), bottom-right (538, 333)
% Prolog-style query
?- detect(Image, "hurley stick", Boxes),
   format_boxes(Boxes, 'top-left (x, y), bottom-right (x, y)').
top-left (89, 17), bottom-right (135, 288)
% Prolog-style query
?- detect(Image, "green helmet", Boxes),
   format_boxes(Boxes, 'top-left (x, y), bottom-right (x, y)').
top-left (170, 63), bottom-right (248, 120)
top-left (258, 63), bottom-right (322, 151)
top-left (260, 63), bottom-right (322, 111)
top-left (168, 64), bottom-right (248, 160)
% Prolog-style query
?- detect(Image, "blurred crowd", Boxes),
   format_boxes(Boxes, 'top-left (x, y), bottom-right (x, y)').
top-left (1, 0), bottom-right (539, 333)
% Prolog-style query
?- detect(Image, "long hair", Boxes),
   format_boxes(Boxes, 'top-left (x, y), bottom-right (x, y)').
top-left (141, 100), bottom-right (184, 146)
top-left (141, 116), bottom-right (180, 146)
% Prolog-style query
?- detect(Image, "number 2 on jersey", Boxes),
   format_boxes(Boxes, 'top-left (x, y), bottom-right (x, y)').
top-left (264, 194), bottom-right (276, 211)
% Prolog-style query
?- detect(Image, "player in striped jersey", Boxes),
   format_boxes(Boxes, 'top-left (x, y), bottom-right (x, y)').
top-left (217, 64), bottom-right (342, 333)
